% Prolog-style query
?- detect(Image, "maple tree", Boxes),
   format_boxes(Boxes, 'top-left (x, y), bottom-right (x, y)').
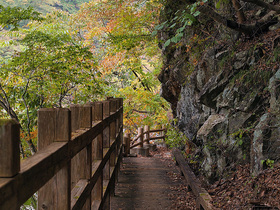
top-left (0, 0), bottom-right (172, 156)
top-left (0, 10), bottom-right (104, 156)
top-left (0, 1), bottom-right (171, 160)
top-left (77, 0), bottom-right (170, 134)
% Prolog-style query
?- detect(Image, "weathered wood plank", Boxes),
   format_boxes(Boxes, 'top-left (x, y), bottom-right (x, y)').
top-left (0, 142), bottom-right (68, 209)
top-left (172, 149), bottom-right (215, 210)
top-left (0, 99), bottom-right (123, 210)
top-left (92, 200), bottom-right (101, 210)
top-left (138, 127), bottom-right (144, 148)
top-left (124, 133), bottom-right (131, 156)
top-left (71, 179), bottom-right (88, 209)
top-left (144, 125), bottom-right (150, 144)
top-left (38, 108), bottom-right (71, 210)
top-left (72, 140), bottom-right (119, 210)
top-left (0, 119), bottom-right (20, 178)
top-left (149, 135), bottom-right (165, 141)
top-left (148, 128), bottom-right (166, 133)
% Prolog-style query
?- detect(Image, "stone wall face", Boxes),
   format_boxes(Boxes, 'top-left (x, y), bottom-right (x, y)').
top-left (158, 0), bottom-right (280, 182)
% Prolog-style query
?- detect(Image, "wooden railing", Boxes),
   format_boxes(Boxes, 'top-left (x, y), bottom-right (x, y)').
top-left (0, 98), bottom-right (123, 210)
top-left (124, 125), bottom-right (166, 156)
top-left (172, 149), bottom-right (214, 210)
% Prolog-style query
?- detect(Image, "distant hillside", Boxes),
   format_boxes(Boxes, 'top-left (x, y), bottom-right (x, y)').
top-left (0, 0), bottom-right (91, 14)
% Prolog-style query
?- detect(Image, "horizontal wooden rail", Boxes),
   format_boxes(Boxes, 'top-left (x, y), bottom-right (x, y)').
top-left (128, 125), bottom-right (166, 151)
top-left (130, 141), bottom-right (141, 149)
top-left (172, 149), bottom-right (215, 210)
top-left (130, 133), bottom-right (141, 145)
top-left (149, 135), bottom-right (165, 141)
top-left (0, 98), bottom-right (123, 210)
top-left (131, 128), bottom-right (166, 146)
top-left (147, 128), bottom-right (166, 133)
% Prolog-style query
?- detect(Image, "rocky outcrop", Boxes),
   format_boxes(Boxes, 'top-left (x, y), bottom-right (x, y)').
top-left (158, 0), bottom-right (280, 182)
top-left (169, 46), bottom-right (279, 181)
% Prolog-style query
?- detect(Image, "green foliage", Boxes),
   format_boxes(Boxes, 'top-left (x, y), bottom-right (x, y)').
top-left (165, 120), bottom-right (187, 148)
top-left (0, 0), bottom-right (91, 15)
top-left (0, 5), bottom-right (44, 30)
top-left (0, 11), bottom-right (104, 155)
top-left (215, 0), bottom-right (229, 9)
top-left (0, 1), bottom-right (170, 208)
top-left (261, 159), bottom-right (275, 169)
top-left (272, 46), bottom-right (280, 62)
top-left (153, 0), bottom-right (208, 48)
top-left (22, 195), bottom-right (37, 210)
top-left (77, 0), bottom-right (169, 134)
top-left (229, 125), bottom-right (254, 159)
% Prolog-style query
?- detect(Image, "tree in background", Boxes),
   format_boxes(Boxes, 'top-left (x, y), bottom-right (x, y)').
top-left (0, 0), bottom-right (91, 14)
top-left (77, 0), bottom-right (170, 135)
top-left (0, 8), bottom-right (104, 156)
top-left (0, 0), bottom-right (175, 156)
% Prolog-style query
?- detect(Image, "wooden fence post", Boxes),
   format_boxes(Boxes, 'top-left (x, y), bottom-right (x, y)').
top-left (124, 133), bottom-right (131, 156)
top-left (115, 99), bottom-right (120, 151)
top-left (70, 105), bottom-right (81, 191)
top-left (70, 105), bottom-right (92, 210)
top-left (109, 99), bottom-right (117, 196)
top-left (114, 98), bottom-right (122, 185)
top-left (119, 98), bottom-right (123, 149)
top-left (0, 119), bottom-right (20, 178)
top-left (80, 105), bottom-right (92, 210)
top-left (138, 127), bottom-right (144, 148)
top-left (102, 100), bottom-right (110, 210)
top-left (0, 119), bottom-right (20, 210)
top-left (109, 99), bottom-right (116, 166)
top-left (144, 125), bottom-right (150, 145)
top-left (38, 108), bottom-right (71, 210)
top-left (92, 102), bottom-right (103, 209)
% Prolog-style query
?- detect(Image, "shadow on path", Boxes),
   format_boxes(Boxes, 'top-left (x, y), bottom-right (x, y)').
top-left (111, 156), bottom-right (184, 210)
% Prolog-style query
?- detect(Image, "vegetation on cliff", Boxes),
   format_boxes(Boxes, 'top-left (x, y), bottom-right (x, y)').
top-left (157, 0), bottom-right (280, 207)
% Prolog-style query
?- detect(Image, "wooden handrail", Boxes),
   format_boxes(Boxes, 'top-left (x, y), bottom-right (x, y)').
top-left (131, 133), bottom-right (141, 145)
top-left (0, 98), bottom-right (123, 210)
top-left (148, 128), bottom-right (166, 133)
top-left (172, 149), bottom-right (214, 210)
top-left (128, 125), bottom-right (166, 150)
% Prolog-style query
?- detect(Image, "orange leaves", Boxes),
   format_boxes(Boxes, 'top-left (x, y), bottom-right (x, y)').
top-left (75, 0), bottom-right (168, 135)
top-left (99, 52), bottom-right (124, 75)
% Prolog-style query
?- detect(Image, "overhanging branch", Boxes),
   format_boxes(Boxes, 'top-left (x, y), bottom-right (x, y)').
top-left (242, 0), bottom-right (280, 14)
top-left (198, 5), bottom-right (277, 36)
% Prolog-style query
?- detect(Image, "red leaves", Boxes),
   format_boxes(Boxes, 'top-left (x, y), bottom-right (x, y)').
top-left (208, 163), bottom-right (280, 208)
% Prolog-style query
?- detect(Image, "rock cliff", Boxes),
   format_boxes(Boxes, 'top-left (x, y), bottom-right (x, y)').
top-left (158, 0), bottom-right (280, 182)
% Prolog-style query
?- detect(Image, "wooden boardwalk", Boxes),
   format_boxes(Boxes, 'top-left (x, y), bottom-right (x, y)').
top-left (111, 156), bottom-right (184, 210)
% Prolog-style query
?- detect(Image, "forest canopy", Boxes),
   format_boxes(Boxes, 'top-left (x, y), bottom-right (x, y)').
top-left (0, 1), bottom-right (170, 158)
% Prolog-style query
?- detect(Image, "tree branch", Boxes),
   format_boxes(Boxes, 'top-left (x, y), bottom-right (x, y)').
top-left (242, 0), bottom-right (280, 14)
top-left (132, 70), bottom-right (152, 92)
top-left (21, 74), bottom-right (37, 154)
top-left (0, 84), bottom-right (20, 122)
top-left (232, 0), bottom-right (246, 23)
top-left (198, 5), bottom-right (277, 36)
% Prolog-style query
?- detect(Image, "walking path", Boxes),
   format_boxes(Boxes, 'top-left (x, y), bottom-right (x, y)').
top-left (111, 149), bottom-right (195, 210)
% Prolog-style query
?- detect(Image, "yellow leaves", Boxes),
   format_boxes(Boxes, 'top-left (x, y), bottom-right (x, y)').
top-left (74, 0), bottom-right (168, 134)
top-left (99, 51), bottom-right (124, 75)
